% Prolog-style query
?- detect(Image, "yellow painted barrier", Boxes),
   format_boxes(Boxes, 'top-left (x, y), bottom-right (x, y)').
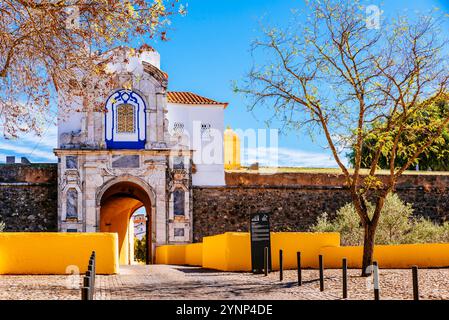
top-left (155, 244), bottom-right (187, 265)
top-left (201, 232), bottom-right (340, 271)
top-left (202, 233), bottom-right (251, 271)
top-left (185, 243), bottom-right (203, 266)
top-left (319, 243), bottom-right (449, 269)
top-left (0, 233), bottom-right (118, 275)
top-left (154, 232), bottom-right (449, 271)
top-left (271, 232), bottom-right (340, 270)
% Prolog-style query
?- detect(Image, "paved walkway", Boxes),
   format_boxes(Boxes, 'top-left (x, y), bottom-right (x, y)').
top-left (1, 265), bottom-right (448, 300)
top-left (94, 265), bottom-right (338, 300)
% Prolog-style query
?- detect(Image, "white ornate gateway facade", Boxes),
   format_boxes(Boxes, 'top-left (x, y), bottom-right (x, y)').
top-left (54, 46), bottom-right (227, 264)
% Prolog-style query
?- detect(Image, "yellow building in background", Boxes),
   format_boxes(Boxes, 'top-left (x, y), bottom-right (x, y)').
top-left (224, 126), bottom-right (241, 170)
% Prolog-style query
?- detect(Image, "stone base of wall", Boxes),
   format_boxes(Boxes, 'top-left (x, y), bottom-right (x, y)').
top-left (192, 171), bottom-right (449, 242)
top-left (0, 184), bottom-right (57, 231)
top-left (192, 186), bottom-right (351, 242)
top-left (2, 165), bottom-right (449, 241)
top-left (0, 164), bottom-right (57, 231)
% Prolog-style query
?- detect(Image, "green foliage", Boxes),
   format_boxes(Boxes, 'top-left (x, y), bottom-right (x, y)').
top-left (348, 98), bottom-right (449, 171)
top-left (310, 194), bottom-right (449, 245)
top-left (134, 236), bottom-right (146, 263)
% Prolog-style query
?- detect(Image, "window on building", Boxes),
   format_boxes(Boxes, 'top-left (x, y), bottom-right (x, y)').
top-left (201, 123), bottom-right (212, 141)
top-left (173, 157), bottom-right (185, 170)
top-left (66, 188), bottom-right (78, 220)
top-left (173, 189), bottom-right (185, 216)
top-left (116, 104), bottom-right (135, 133)
top-left (173, 122), bottom-right (184, 135)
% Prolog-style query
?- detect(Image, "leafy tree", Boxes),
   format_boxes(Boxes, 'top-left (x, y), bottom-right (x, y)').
top-left (236, 0), bottom-right (449, 275)
top-left (348, 97), bottom-right (449, 171)
top-left (0, 0), bottom-right (185, 137)
top-left (311, 193), bottom-right (449, 245)
top-left (134, 236), bottom-right (146, 263)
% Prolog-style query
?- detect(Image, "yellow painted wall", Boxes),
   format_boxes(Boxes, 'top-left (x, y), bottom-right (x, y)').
top-left (224, 127), bottom-right (241, 170)
top-left (100, 197), bottom-right (141, 265)
top-left (202, 233), bottom-right (251, 271)
top-left (185, 243), bottom-right (203, 266)
top-left (271, 232), bottom-right (340, 269)
top-left (319, 243), bottom-right (449, 269)
top-left (0, 233), bottom-right (119, 275)
top-left (155, 245), bottom-right (187, 265)
top-left (154, 232), bottom-right (449, 271)
top-left (202, 232), bottom-right (340, 271)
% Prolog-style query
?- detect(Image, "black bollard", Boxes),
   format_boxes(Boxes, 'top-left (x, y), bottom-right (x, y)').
top-left (279, 250), bottom-right (283, 282)
top-left (342, 258), bottom-right (348, 299)
top-left (264, 247), bottom-right (269, 276)
top-left (319, 255), bottom-right (324, 291)
top-left (412, 266), bottom-right (419, 301)
top-left (297, 252), bottom-right (302, 286)
top-left (85, 270), bottom-right (93, 300)
top-left (83, 274), bottom-right (91, 288)
top-left (91, 258), bottom-right (96, 288)
top-left (83, 275), bottom-right (92, 300)
top-left (373, 261), bottom-right (380, 300)
top-left (81, 286), bottom-right (90, 301)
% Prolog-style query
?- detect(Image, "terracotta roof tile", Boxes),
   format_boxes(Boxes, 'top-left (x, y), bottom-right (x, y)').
top-left (167, 92), bottom-right (228, 108)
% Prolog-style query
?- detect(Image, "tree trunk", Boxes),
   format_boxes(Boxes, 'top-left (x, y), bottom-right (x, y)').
top-left (361, 223), bottom-right (376, 277)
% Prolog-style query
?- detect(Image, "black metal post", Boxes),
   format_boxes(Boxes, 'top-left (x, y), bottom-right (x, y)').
top-left (373, 261), bottom-right (380, 300)
top-left (264, 247), bottom-right (269, 276)
top-left (81, 287), bottom-right (90, 301)
top-left (297, 252), bottom-right (302, 286)
top-left (412, 266), bottom-right (419, 301)
top-left (279, 250), bottom-right (283, 282)
top-left (85, 271), bottom-right (93, 300)
top-left (83, 275), bottom-right (91, 300)
top-left (83, 274), bottom-right (91, 288)
top-left (342, 258), bottom-right (348, 299)
top-left (92, 256), bottom-right (96, 287)
top-left (92, 261), bottom-right (96, 299)
top-left (319, 255), bottom-right (324, 291)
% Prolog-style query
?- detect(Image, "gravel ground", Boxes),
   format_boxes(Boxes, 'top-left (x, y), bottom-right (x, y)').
top-left (0, 265), bottom-right (448, 300)
top-left (264, 268), bottom-right (449, 300)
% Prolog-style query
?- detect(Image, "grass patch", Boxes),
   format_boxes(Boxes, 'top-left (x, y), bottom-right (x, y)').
top-left (228, 167), bottom-right (449, 175)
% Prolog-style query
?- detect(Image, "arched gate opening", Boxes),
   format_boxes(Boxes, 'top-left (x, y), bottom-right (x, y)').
top-left (99, 180), bottom-right (153, 265)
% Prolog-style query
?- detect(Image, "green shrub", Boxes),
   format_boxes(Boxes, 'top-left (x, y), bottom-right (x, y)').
top-left (134, 236), bottom-right (146, 263)
top-left (310, 193), bottom-right (449, 245)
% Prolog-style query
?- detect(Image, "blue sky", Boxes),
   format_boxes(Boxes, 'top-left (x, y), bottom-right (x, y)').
top-left (1, 0), bottom-right (448, 166)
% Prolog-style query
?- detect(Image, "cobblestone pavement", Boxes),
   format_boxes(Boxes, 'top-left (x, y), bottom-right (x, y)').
top-left (1, 265), bottom-right (448, 300)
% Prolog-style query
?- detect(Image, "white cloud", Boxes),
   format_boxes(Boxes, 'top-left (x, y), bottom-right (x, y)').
top-left (0, 141), bottom-right (56, 162)
top-left (20, 124), bottom-right (58, 149)
top-left (0, 123), bottom-right (58, 163)
top-left (242, 147), bottom-right (347, 168)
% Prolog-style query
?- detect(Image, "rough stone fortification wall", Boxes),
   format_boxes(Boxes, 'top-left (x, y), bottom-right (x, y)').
top-left (2, 164), bottom-right (449, 241)
top-left (192, 172), bottom-right (449, 242)
top-left (0, 164), bottom-right (57, 231)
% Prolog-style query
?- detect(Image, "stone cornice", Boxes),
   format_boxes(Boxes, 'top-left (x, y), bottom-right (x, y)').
top-left (53, 149), bottom-right (194, 157)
